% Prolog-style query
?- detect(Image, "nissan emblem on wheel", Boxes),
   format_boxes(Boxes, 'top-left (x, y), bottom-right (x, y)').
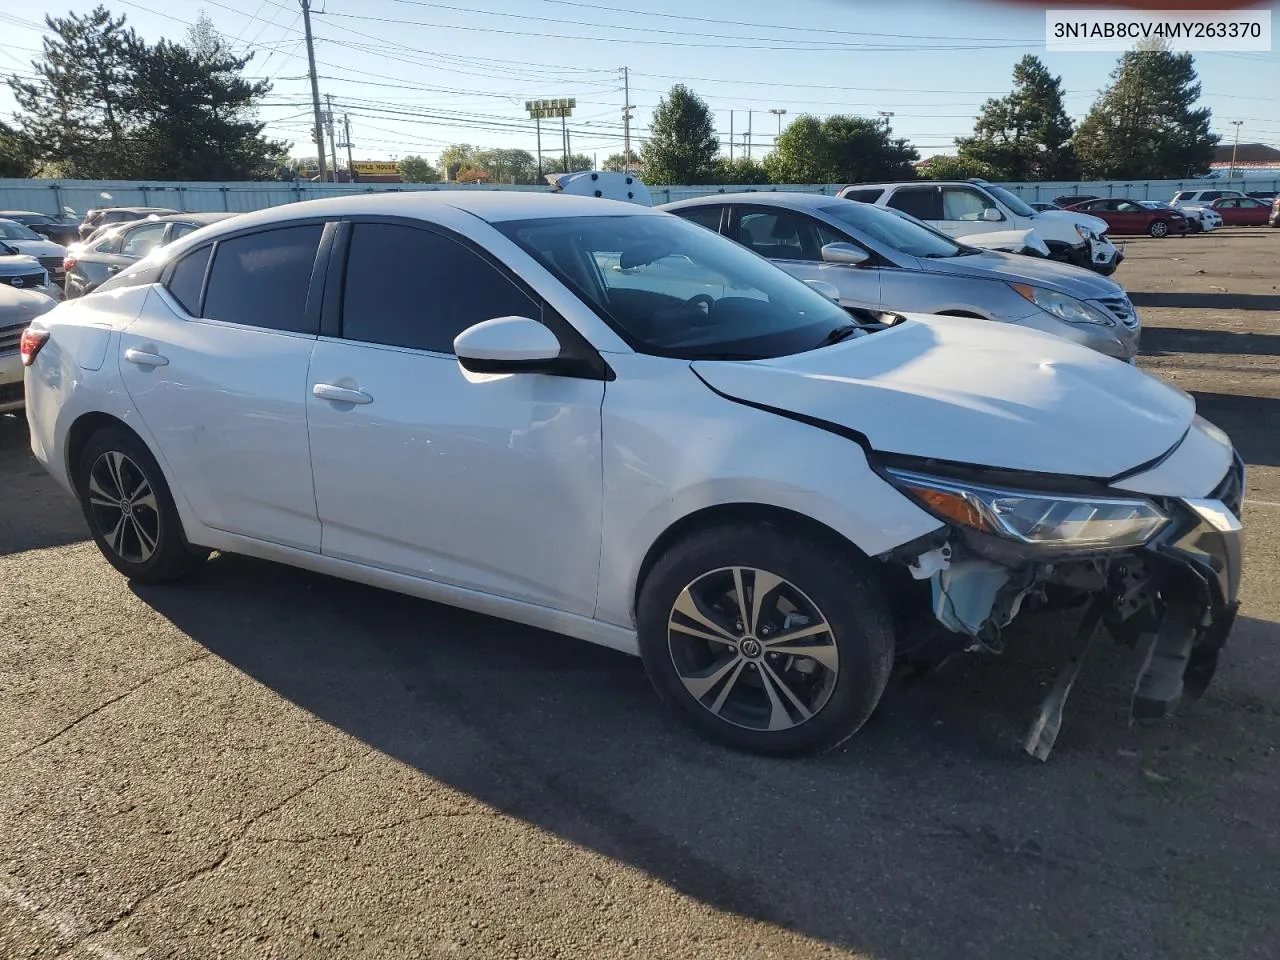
top-left (23, 191), bottom-right (1242, 761)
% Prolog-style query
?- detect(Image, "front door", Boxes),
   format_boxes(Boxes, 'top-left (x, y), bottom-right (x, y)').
top-left (118, 222), bottom-right (328, 551)
top-left (728, 206), bottom-right (882, 310)
top-left (305, 219), bottom-right (606, 616)
top-left (936, 185), bottom-right (1004, 238)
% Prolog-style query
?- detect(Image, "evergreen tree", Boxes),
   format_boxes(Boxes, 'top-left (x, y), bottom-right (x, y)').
top-left (7, 5), bottom-right (143, 178)
top-left (955, 55), bottom-right (1077, 180)
top-left (0, 120), bottom-right (31, 178)
top-left (641, 85), bottom-right (720, 185)
top-left (1073, 48), bottom-right (1218, 178)
top-left (715, 155), bottom-right (771, 185)
top-left (398, 155), bottom-right (441, 183)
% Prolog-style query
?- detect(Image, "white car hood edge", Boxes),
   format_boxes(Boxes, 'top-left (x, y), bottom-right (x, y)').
top-left (691, 314), bottom-right (1194, 479)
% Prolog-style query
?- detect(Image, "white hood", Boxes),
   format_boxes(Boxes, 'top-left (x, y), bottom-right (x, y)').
top-left (1035, 209), bottom-right (1109, 237)
top-left (693, 315), bottom-right (1193, 478)
top-left (956, 228), bottom-right (1051, 257)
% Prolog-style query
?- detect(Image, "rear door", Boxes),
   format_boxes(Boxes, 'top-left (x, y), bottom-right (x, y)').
top-left (117, 221), bottom-right (332, 551)
top-left (1110, 200), bottom-right (1146, 235)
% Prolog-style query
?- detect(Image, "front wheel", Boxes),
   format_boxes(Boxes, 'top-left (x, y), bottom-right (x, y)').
top-left (636, 523), bottom-right (895, 756)
top-left (75, 426), bottom-right (209, 583)
top-left (1149, 220), bottom-right (1170, 238)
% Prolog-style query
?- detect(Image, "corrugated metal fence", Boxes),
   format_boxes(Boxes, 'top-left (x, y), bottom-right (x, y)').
top-left (1, 176), bottom-right (1277, 217)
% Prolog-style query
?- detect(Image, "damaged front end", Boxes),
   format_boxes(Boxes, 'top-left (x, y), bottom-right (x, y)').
top-left (877, 455), bottom-right (1245, 760)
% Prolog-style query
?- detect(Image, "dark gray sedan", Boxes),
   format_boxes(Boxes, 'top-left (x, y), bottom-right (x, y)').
top-left (662, 192), bottom-right (1140, 361)
top-left (64, 213), bottom-right (237, 300)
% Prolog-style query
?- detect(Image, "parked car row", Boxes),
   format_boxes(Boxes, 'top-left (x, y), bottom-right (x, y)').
top-left (16, 176), bottom-right (1244, 762)
top-left (1015, 187), bottom-right (1280, 235)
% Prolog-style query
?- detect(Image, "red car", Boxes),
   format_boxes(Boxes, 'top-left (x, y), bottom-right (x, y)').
top-left (1066, 197), bottom-right (1188, 237)
top-left (1208, 196), bottom-right (1273, 226)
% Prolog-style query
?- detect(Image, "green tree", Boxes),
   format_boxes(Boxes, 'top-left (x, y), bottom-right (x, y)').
top-left (641, 85), bottom-right (720, 184)
top-left (0, 120), bottom-right (31, 178)
top-left (603, 149), bottom-right (639, 172)
top-left (7, 5), bottom-right (143, 178)
top-left (916, 155), bottom-right (1002, 181)
top-left (567, 153), bottom-right (593, 172)
top-left (478, 148), bottom-right (537, 183)
top-left (398, 155), bottom-right (440, 183)
top-left (1073, 48), bottom-right (1218, 178)
top-left (765, 115), bottom-right (918, 184)
top-left (439, 144), bottom-right (480, 181)
top-left (954, 55), bottom-right (1077, 180)
top-left (714, 155), bottom-right (771, 184)
top-left (126, 34), bottom-right (285, 180)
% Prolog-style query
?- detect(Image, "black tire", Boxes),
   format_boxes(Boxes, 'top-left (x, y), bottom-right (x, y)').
top-left (75, 425), bottom-right (209, 583)
top-left (1149, 220), bottom-right (1169, 238)
top-left (1188, 219), bottom-right (1203, 234)
top-left (637, 522), bottom-right (895, 756)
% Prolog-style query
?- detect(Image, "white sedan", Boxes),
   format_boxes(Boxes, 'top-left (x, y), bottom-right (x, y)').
top-left (22, 192), bottom-right (1244, 758)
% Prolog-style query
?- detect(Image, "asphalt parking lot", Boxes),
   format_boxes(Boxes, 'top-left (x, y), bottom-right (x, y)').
top-left (2, 229), bottom-right (1279, 960)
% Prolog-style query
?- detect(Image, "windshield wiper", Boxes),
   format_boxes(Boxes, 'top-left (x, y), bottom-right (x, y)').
top-left (682, 350), bottom-right (767, 361)
top-left (812, 324), bottom-right (862, 349)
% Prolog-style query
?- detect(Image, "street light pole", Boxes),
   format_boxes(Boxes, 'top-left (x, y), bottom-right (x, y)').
top-left (769, 108), bottom-right (787, 143)
top-left (878, 111), bottom-right (895, 127)
top-left (1229, 120), bottom-right (1243, 179)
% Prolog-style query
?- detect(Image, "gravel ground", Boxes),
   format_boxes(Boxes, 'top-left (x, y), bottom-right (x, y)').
top-left (2, 228), bottom-right (1278, 960)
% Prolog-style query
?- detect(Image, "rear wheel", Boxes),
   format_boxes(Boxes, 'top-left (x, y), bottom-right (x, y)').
top-left (75, 426), bottom-right (209, 583)
top-left (1149, 220), bottom-right (1170, 238)
top-left (637, 523), bottom-right (895, 756)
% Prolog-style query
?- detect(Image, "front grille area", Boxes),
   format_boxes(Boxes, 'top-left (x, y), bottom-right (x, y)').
top-left (37, 255), bottom-right (64, 277)
top-left (0, 323), bottom-right (24, 357)
top-left (1213, 455), bottom-right (1246, 519)
top-left (1095, 296), bottom-right (1139, 329)
top-left (0, 272), bottom-right (47, 290)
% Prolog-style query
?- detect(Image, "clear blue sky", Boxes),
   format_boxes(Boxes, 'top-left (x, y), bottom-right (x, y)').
top-left (1, 0), bottom-right (1277, 167)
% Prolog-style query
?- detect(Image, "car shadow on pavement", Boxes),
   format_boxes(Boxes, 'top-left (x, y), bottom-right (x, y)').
top-left (1190, 392), bottom-right (1280, 468)
top-left (0, 414), bottom-right (89, 557)
top-left (1141, 326), bottom-right (1280, 357)
top-left (131, 555), bottom-right (1280, 960)
top-left (1130, 292), bottom-right (1280, 311)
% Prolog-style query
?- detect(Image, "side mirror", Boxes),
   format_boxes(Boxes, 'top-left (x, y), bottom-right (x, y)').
top-left (982, 207), bottom-right (1004, 222)
top-left (819, 242), bottom-right (869, 266)
top-left (802, 279), bottom-right (842, 303)
top-left (453, 316), bottom-right (562, 374)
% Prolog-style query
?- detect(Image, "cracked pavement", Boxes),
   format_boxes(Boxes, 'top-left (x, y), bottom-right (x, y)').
top-left (2, 231), bottom-right (1280, 959)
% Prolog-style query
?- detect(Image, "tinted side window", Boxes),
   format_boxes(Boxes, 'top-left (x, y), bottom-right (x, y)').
top-left (341, 222), bottom-right (538, 353)
top-left (202, 224), bottom-right (323, 334)
top-left (841, 189), bottom-right (885, 203)
top-left (676, 206), bottom-right (724, 232)
top-left (121, 222), bottom-right (168, 259)
top-left (165, 245), bottom-right (212, 315)
top-left (941, 187), bottom-right (996, 221)
top-left (886, 186), bottom-right (940, 220)
top-left (733, 210), bottom-right (825, 261)
top-left (1202, 191), bottom-right (1223, 200)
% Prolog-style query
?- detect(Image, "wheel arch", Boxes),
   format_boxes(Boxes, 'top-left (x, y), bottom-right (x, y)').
top-left (632, 502), bottom-right (874, 619)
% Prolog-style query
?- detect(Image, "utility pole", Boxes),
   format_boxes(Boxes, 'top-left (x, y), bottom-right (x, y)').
top-left (561, 111), bottom-right (569, 172)
top-left (325, 93), bottom-right (339, 181)
top-left (621, 66), bottom-right (633, 172)
top-left (340, 114), bottom-right (354, 178)
top-left (746, 111), bottom-right (753, 160)
top-left (300, 0), bottom-right (327, 183)
top-left (729, 111), bottom-right (734, 161)
top-left (1229, 120), bottom-right (1243, 179)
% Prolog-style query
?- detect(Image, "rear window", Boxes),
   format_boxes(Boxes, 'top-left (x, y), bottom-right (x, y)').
top-left (165, 245), bottom-right (213, 315)
top-left (841, 189), bottom-right (885, 203)
top-left (886, 186), bottom-right (940, 220)
top-left (202, 224), bottom-right (323, 334)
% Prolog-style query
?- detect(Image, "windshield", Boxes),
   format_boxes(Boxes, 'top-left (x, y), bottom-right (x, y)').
top-left (496, 214), bottom-right (863, 360)
top-left (985, 185), bottom-right (1037, 218)
top-left (0, 220), bottom-right (43, 241)
top-left (820, 202), bottom-right (965, 259)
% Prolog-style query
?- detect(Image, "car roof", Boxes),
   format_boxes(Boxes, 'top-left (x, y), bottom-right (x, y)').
top-left (91, 206), bottom-right (181, 215)
top-left (163, 191), bottom-right (663, 236)
top-left (665, 192), bottom-right (839, 210)
top-left (0, 210), bottom-right (48, 218)
top-left (149, 212), bottom-right (239, 225)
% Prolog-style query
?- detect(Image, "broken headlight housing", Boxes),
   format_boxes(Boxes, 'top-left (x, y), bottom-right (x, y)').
top-left (885, 469), bottom-right (1168, 551)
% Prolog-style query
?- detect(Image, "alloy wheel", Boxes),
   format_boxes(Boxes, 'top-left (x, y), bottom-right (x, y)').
top-left (1150, 221), bottom-right (1169, 238)
top-left (666, 566), bottom-right (840, 731)
top-left (87, 450), bottom-right (161, 564)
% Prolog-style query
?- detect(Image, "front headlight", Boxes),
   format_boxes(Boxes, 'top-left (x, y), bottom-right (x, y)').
top-left (1074, 223), bottom-right (1093, 242)
top-left (885, 470), bottom-right (1168, 551)
top-left (1009, 283), bottom-right (1115, 326)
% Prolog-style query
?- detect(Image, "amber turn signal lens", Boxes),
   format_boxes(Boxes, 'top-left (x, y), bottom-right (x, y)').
top-left (904, 485), bottom-right (992, 532)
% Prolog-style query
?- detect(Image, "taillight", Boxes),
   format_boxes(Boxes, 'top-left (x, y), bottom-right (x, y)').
top-left (63, 256), bottom-right (77, 271)
top-left (19, 328), bottom-right (49, 367)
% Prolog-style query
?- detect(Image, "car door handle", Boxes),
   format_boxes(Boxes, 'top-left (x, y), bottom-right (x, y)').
top-left (123, 347), bottom-right (169, 367)
top-left (313, 383), bottom-right (373, 405)
top-left (106, 265), bottom-right (121, 274)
